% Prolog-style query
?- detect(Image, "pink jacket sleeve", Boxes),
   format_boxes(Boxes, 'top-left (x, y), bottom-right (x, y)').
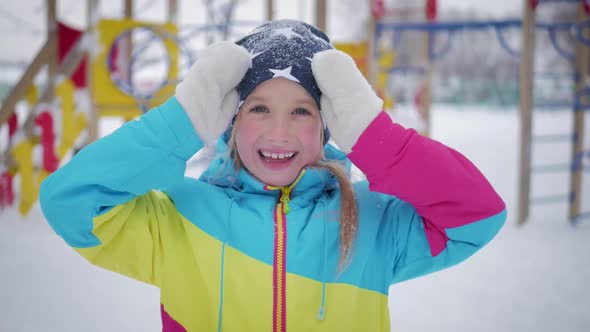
top-left (348, 112), bottom-right (506, 258)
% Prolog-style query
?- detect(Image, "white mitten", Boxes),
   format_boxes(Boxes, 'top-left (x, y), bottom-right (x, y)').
top-left (311, 49), bottom-right (383, 153)
top-left (175, 41), bottom-right (251, 146)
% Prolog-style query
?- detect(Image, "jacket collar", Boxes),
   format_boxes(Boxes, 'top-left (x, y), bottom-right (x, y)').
top-left (199, 139), bottom-right (350, 200)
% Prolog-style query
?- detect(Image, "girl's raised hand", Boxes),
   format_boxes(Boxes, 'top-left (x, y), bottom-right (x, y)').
top-left (175, 41), bottom-right (251, 146)
top-left (311, 50), bottom-right (383, 153)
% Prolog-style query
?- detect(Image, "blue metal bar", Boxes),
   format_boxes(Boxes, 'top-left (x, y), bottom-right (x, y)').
top-left (572, 149), bottom-right (590, 171)
top-left (573, 19), bottom-right (590, 47)
top-left (534, 71), bottom-right (574, 78)
top-left (495, 26), bottom-right (520, 57)
top-left (532, 134), bottom-right (574, 143)
top-left (574, 103), bottom-right (590, 111)
top-left (547, 26), bottom-right (574, 61)
top-left (378, 20), bottom-right (581, 60)
top-left (389, 65), bottom-right (426, 75)
top-left (533, 102), bottom-right (574, 109)
top-left (531, 163), bottom-right (571, 172)
top-left (376, 20), bottom-right (580, 32)
top-left (530, 193), bottom-right (570, 204)
top-left (575, 85), bottom-right (590, 97)
top-left (574, 86), bottom-right (590, 111)
top-left (392, 29), bottom-right (404, 48)
top-left (572, 211), bottom-right (590, 225)
top-left (376, 20), bottom-right (522, 32)
top-left (429, 31), bottom-right (456, 61)
top-left (535, 22), bottom-right (576, 30)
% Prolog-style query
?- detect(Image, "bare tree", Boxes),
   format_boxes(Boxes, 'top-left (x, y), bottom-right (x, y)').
top-left (202, 0), bottom-right (243, 43)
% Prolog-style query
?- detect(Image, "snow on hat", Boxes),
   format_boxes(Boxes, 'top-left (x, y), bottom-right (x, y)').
top-left (224, 19), bottom-right (333, 144)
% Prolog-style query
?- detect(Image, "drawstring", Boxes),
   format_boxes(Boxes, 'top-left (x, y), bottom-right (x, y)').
top-left (217, 199), bottom-right (235, 332)
top-left (317, 198), bottom-right (328, 321)
top-left (217, 243), bottom-right (226, 332)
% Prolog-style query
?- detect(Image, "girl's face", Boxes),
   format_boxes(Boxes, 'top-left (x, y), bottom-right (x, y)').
top-left (235, 77), bottom-right (323, 187)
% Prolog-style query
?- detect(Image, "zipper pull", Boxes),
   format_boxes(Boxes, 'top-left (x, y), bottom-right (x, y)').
top-left (280, 189), bottom-right (291, 214)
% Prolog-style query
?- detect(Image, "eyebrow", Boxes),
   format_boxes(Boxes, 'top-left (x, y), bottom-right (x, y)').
top-left (245, 95), bottom-right (265, 102)
top-left (245, 95), bottom-right (317, 107)
top-left (294, 99), bottom-right (317, 107)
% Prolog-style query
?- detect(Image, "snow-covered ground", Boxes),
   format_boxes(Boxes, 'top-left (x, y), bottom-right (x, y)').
top-left (1, 104), bottom-right (589, 331)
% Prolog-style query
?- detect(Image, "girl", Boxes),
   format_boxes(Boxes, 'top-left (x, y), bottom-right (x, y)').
top-left (40, 20), bottom-right (506, 331)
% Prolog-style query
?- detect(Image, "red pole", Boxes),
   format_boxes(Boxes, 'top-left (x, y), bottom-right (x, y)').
top-left (426, 0), bottom-right (437, 22)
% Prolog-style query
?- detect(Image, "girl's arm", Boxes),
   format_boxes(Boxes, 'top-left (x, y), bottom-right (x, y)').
top-left (312, 49), bottom-right (505, 284)
top-left (40, 98), bottom-right (203, 286)
top-left (349, 112), bottom-right (506, 284)
top-left (40, 42), bottom-right (249, 285)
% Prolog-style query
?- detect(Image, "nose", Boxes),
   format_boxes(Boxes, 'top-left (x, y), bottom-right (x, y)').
top-left (266, 115), bottom-right (292, 143)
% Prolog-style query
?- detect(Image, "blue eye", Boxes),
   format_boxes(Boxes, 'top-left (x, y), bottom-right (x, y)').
top-left (293, 108), bottom-right (311, 115)
top-left (250, 105), bottom-right (268, 113)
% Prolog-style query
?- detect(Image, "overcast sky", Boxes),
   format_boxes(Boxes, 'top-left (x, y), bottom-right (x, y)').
top-left (0, 0), bottom-right (524, 63)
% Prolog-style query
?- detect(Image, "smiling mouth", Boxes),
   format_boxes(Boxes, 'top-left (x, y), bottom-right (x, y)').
top-left (258, 150), bottom-right (297, 161)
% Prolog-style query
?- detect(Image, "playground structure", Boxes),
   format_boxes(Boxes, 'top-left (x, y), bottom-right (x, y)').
top-left (369, 0), bottom-right (590, 225)
top-left (517, 0), bottom-right (589, 225)
top-left (0, 0), bottom-right (588, 225)
top-left (0, 0), bottom-right (181, 215)
top-left (0, 0), bottom-right (329, 216)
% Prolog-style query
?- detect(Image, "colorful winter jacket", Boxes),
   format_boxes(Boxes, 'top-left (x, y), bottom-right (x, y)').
top-left (40, 97), bottom-right (506, 331)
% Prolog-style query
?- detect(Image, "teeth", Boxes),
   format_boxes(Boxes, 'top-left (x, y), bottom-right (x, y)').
top-left (261, 151), bottom-right (295, 159)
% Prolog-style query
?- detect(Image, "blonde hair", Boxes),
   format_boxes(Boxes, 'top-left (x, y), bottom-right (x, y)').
top-left (227, 114), bottom-right (358, 271)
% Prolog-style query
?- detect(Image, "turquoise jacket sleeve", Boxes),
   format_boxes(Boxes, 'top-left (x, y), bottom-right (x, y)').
top-left (39, 97), bottom-right (203, 249)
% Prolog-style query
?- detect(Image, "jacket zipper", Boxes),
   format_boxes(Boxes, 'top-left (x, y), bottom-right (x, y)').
top-left (273, 187), bottom-right (290, 332)
top-left (269, 170), bottom-right (305, 332)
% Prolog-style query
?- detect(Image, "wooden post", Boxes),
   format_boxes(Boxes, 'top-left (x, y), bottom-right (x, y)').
top-left (22, 0), bottom-right (59, 137)
top-left (420, 6), bottom-right (434, 137)
top-left (570, 4), bottom-right (589, 223)
top-left (0, 40), bottom-right (55, 124)
top-left (315, 0), bottom-right (327, 31)
top-left (517, 0), bottom-right (536, 225)
top-left (123, 0), bottom-right (136, 120)
top-left (124, 0), bottom-right (133, 18)
top-left (85, 0), bottom-right (100, 144)
top-left (45, 0), bottom-right (58, 103)
top-left (123, 0), bottom-right (133, 82)
top-left (167, 0), bottom-right (178, 23)
top-left (367, 0), bottom-right (377, 89)
top-left (266, 0), bottom-right (274, 21)
top-left (419, 0), bottom-right (437, 137)
top-left (420, 34), bottom-right (433, 137)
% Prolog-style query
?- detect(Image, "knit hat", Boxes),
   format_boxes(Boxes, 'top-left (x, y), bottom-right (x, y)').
top-left (224, 19), bottom-right (333, 144)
